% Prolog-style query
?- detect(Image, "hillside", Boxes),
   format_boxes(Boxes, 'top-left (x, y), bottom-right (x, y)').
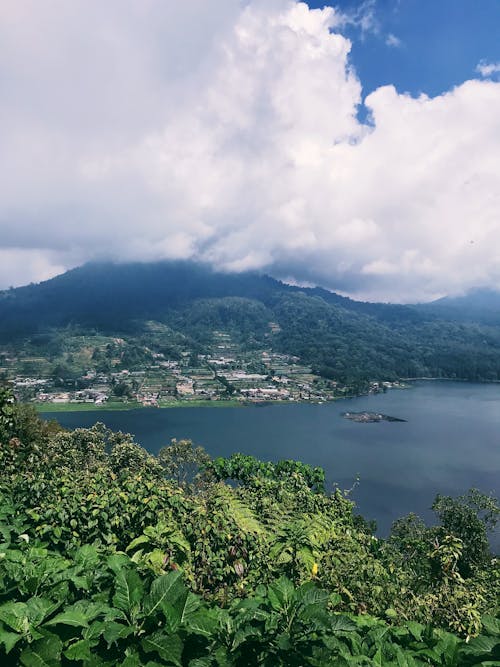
top-left (2, 261), bottom-right (500, 385)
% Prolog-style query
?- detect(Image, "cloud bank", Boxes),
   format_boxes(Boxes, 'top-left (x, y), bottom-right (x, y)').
top-left (1, 0), bottom-right (500, 301)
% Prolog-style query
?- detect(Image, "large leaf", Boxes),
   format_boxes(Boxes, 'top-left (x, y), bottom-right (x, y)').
top-left (73, 544), bottom-right (100, 568)
top-left (180, 592), bottom-right (201, 622)
top-left (26, 599), bottom-right (60, 628)
top-left (0, 626), bottom-right (22, 654)
top-left (125, 534), bottom-right (151, 552)
top-left (19, 634), bottom-right (63, 667)
top-left (107, 553), bottom-right (132, 574)
top-left (113, 569), bottom-right (144, 618)
top-left (144, 571), bottom-right (185, 618)
top-left (267, 577), bottom-right (295, 611)
top-left (44, 610), bottom-right (89, 628)
top-left (460, 635), bottom-right (499, 657)
top-left (330, 615), bottom-right (358, 633)
top-left (64, 639), bottom-right (93, 661)
top-left (0, 601), bottom-right (29, 634)
top-left (296, 583), bottom-right (329, 608)
top-left (481, 615), bottom-right (500, 637)
top-left (405, 621), bottom-right (424, 642)
top-left (119, 649), bottom-right (142, 667)
top-left (103, 621), bottom-right (135, 645)
top-left (142, 631), bottom-right (183, 666)
top-left (185, 608), bottom-right (219, 637)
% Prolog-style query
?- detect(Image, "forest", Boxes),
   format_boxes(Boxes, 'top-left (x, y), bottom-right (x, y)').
top-left (3, 261), bottom-right (500, 385)
top-left (0, 388), bottom-right (498, 665)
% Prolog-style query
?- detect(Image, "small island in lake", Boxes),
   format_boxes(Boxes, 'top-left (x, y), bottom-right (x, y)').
top-left (342, 411), bottom-right (407, 423)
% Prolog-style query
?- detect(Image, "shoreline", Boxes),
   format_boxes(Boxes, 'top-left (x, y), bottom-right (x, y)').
top-left (34, 378), bottom-right (497, 414)
top-left (35, 399), bottom-right (245, 413)
top-left (35, 397), bottom-right (342, 414)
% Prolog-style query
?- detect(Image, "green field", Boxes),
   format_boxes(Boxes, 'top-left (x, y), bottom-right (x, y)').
top-left (34, 399), bottom-right (244, 412)
top-left (34, 401), bottom-right (143, 413)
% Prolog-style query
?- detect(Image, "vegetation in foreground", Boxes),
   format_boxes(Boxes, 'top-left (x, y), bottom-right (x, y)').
top-left (0, 389), bottom-right (499, 665)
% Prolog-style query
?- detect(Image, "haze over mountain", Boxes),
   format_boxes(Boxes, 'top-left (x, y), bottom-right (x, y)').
top-left (2, 261), bottom-right (500, 384)
top-left (422, 289), bottom-right (500, 325)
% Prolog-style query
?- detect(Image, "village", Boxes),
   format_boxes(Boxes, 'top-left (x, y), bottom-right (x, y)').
top-left (0, 328), bottom-right (401, 409)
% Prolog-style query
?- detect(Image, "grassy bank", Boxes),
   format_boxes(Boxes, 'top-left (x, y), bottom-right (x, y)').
top-left (34, 401), bottom-right (144, 412)
top-left (35, 398), bottom-right (245, 412)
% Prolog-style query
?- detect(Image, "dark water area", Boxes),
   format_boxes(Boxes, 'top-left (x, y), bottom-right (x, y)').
top-left (43, 381), bottom-right (500, 549)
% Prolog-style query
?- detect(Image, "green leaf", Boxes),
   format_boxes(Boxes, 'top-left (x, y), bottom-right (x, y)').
top-left (276, 632), bottom-right (291, 650)
top-left (73, 544), bottom-right (100, 568)
top-left (0, 601), bottom-right (29, 633)
top-left (103, 621), bottom-right (135, 645)
top-left (267, 577), bottom-right (295, 611)
top-left (64, 639), bottom-right (93, 661)
top-left (0, 626), bottom-right (22, 654)
top-left (44, 610), bottom-right (89, 628)
top-left (119, 649), bottom-right (142, 667)
top-left (180, 592), bottom-right (201, 622)
top-left (482, 615), bottom-right (500, 637)
top-left (142, 631), bottom-right (183, 666)
top-left (26, 599), bottom-right (60, 628)
top-left (330, 615), bottom-right (358, 633)
top-left (126, 534), bottom-right (151, 552)
top-left (296, 583), bottom-right (329, 608)
top-left (113, 569), bottom-right (144, 617)
top-left (144, 571), bottom-right (185, 618)
top-left (107, 553), bottom-right (132, 573)
top-left (185, 609), bottom-right (219, 637)
top-left (372, 647), bottom-right (384, 666)
top-left (405, 621), bottom-right (424, 642)
top-left (19, 634), bottom-right (63, 667)
top-left (162, 602), bottom-right (183, 634)
top-left (461, 635), bottom-right (499, 656)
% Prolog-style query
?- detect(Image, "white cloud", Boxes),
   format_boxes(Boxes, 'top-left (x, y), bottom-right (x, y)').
top-left (0, 249), bottom-right (66, 289)
top-left (0, 0), bottom-right (500, 302)
top-left (476, 60), bottom-right (500, 78)
top-left (385, 33), bottom-right (402, 48)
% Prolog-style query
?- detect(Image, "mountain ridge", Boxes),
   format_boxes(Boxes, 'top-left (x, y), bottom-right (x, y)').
top-left (2, 260), bottom-right (500, 383)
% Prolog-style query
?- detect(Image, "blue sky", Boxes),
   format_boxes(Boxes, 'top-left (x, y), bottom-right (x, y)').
top-left (307, 0), bottom-right (500, 98)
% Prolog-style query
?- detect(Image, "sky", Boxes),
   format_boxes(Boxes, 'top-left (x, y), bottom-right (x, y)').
top-left (1, 0), bottom-right (499, 302)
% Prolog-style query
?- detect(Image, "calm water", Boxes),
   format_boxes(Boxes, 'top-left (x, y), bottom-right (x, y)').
top-left (42, 381), bottom-right (500, 547)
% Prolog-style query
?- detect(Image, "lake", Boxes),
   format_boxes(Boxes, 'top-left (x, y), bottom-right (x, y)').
top-left (42, 381), bottom-right (500, 548)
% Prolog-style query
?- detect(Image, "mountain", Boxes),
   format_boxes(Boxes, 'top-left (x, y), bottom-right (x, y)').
top-left (420, 288), bottom-right (500, 325)
top-left (0, 260), bottom-right (420, 333)
top-left (2, 261), bottom-right (500, 383)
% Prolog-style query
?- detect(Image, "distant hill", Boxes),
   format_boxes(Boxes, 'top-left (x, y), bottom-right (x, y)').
top-left (420, 288), bottom-right (500, 325)
top-left (2, 261), bottom-right (500, 383)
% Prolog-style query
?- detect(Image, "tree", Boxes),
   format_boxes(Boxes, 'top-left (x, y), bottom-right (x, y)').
top-left (432, 489), bottom-right (499, 574)
top-left (0, 386), bottom-right (15, 441)
top-left (158, 439), bottom-right (211, 489)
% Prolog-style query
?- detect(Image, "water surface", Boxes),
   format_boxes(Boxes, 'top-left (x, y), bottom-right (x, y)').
top-left (43, 381), bottom-right (500, 547)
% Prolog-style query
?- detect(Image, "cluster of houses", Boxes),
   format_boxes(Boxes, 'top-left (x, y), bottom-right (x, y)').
top-left (4, 329), bottom-right (402, 408)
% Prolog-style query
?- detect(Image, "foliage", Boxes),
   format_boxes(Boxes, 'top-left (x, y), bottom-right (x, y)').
top-left (0, 400), bottom-right (499, 663)
top-left (0, 537), bottom-right (498, 666)
top-left (0, 386), bottom-right (15, 440)
top-left (159, 439), bottom-right (211, 489)
top-left (206, 454), bottom-right (326, 493)
top-left (432, 489), bottom-right (500, 574)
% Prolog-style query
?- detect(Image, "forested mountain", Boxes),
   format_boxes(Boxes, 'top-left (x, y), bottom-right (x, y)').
top-left (2, 261), bottom-right (500, 383)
